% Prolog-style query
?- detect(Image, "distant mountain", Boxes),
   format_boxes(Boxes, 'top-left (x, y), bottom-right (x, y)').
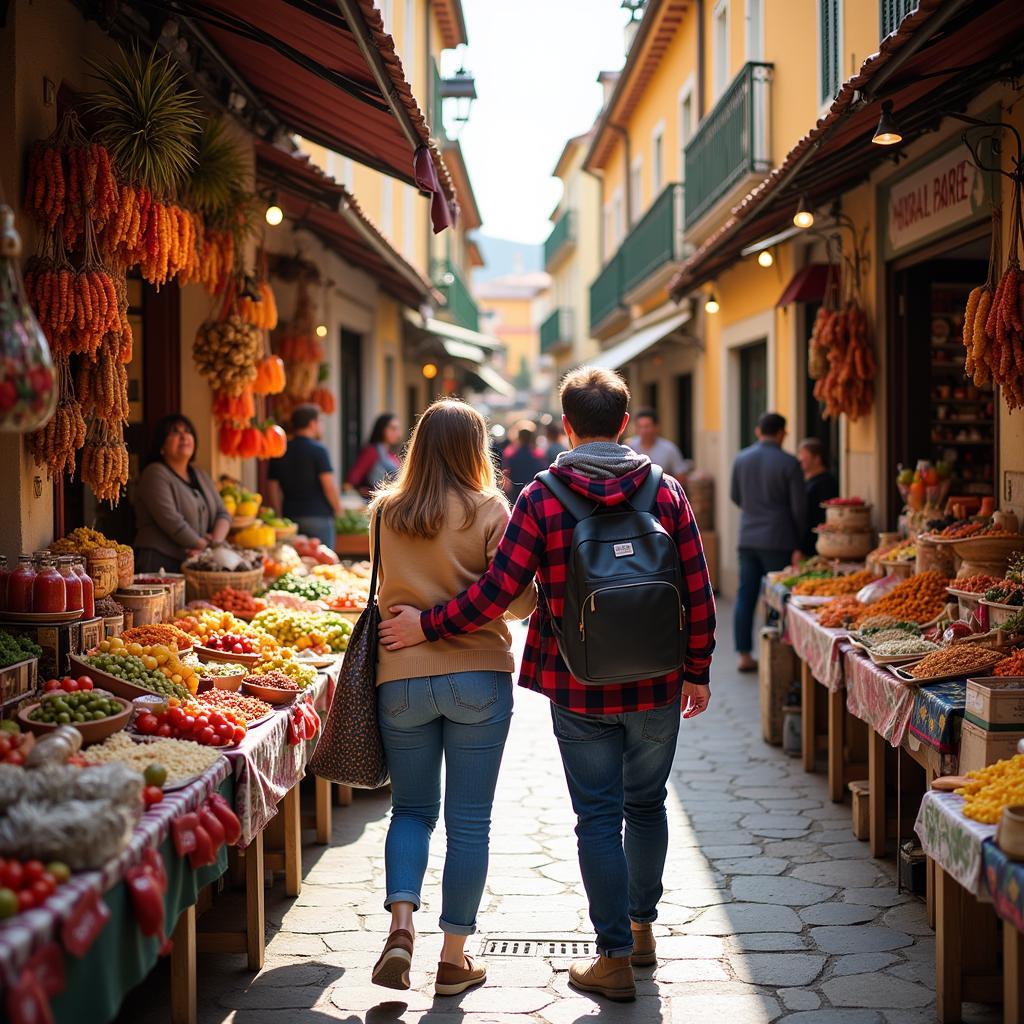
top-left (471, 234), bottom-right (543, 284)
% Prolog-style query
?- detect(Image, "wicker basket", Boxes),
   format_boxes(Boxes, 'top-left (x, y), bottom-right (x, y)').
top-left (183, 565), bottom-right (264, 602)
top-left (116, 548), bottom-right (134, 590)
top-left (917, 535), bottom-right (956, 576)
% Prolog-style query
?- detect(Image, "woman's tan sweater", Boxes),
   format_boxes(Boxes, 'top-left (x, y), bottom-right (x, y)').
top-left (372, 490), bottom-right (536, 685)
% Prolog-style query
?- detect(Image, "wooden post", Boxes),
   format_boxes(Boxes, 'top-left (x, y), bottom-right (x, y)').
top-left (246, 829), bottom-right (265, 971)
top-left (801, 659), bottom-right (816, 773)
top-left (283, 782), bottom-right (302, 897)
top-left (828, 687), bottom-right (845, 803)
top-left (335, 784), bottom-right (353, 807)
top-left (315, 776), bottom-right (332, 844)
top-left (170, 905), bottom-right (196, 1024)
top-left (868, 727), bottom-right (887, 859)
top-left (936, 864), bottom-right (963, 1024)
top-left (1005, 921), bottom-right (1024, 1024)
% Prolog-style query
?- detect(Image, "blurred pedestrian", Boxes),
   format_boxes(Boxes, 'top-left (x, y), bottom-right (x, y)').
top-left (346, 412), bottom-right (402, 499)
top-left (544, 422), bottom-right (568, 463)
top-left (797, 437), bottom-right (839, 559)
top-left (729, 412), bottom-right (805, 673)
top-left (267, 404), bottom-right (342, 548)
top-left (502, 421), bottom-right (547, 504)
top-left (627, 408), bottom-right (688, 481)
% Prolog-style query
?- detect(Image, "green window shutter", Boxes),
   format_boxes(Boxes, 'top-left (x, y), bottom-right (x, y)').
top-left (880, 0), bottom-right (917, 39)
top-left (820, 0), bottom-right (840, 104)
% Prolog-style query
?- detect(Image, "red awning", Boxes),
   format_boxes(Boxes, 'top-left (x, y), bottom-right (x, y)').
top-left (777, 264), bottom-right (836, 307)
top-left (166, 0), bottom-right (457, 231)
top-left (256, 141), bottom-right (436, 308)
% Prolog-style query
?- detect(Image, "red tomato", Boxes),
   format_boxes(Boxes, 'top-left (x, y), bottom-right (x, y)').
top-left (23, 861), bottom-right (45, 884)
top-left (0, 737), bottom-right (10, 757)
top-left (0, 861), bottom-right (23, 890)
top-left (193, 715), bottom-right (209, 731)
top-left (136, 713), bottom-right (159, 736)
top-left (62, 678), bottom-right (79, 692)
top-left (17, 889), bottom-right (36, 912)
top-left (142, 786), bottom-right (164, 806)
top-left (208, 712), bottom-right (225, 729)
top-left (167, 706), bottom-right (184, 727)
top-left (197, 726), bottom-right (215, 746)
top-left (4, 751), bottom-right (25, 767)
top-left (216, 721), bottom-right (234, 739)
top-left (44, 679), bottom-right (61, 692)
top-left (231, 643), bottom-right (244, 654)
top-left (176, 715), bottom-right (194, 733)
top-left (232, 725), bottom-right (246, 744)
top-left (76, 676), bottom-right (94, 691)
top-left (156, 723), bottom-right (173, 738)
top-left (31, 878), bottom-right (55, 903)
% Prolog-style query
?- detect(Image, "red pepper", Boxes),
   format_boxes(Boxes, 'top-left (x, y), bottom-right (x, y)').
top-left (198, 805), bottom-right (226, 852)
top-left (187, 823), bottom-right (215, 870)
top-left (208, 794), bottom-right (242, 846)
top-left (171, 813), bottom-right (200, 858)
top-left (125, 864), bottom-right (171, 955)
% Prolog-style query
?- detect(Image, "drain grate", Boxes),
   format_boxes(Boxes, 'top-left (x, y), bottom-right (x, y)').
top-left (481, 937), bottom-right (595, 958)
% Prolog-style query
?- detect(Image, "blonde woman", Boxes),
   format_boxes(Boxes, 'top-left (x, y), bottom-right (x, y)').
top-left (370, 400), bottom-right (536, 996)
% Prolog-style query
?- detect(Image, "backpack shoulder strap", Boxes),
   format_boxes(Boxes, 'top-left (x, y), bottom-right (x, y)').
top-left (536, 470), bottom-right (597, 522)
top-left (631, 465), bottom-right (664, 513)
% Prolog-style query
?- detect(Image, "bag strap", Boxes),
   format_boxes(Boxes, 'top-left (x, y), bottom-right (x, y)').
top-left (368, 510), bottom-right (383, 608)
top-left (536, 470), bottom-right (598, 522)
top-left (631, 465), bottom-right (664, 513)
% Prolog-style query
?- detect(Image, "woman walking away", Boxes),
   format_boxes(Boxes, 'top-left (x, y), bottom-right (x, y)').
top-left (370, 400), bottom-right (535, 996)
top-left (346, 412), bottom-right (402, 498)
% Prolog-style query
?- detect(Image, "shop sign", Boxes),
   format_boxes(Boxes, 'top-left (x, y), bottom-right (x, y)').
top-left (882, 137), bottom-right (990, 259)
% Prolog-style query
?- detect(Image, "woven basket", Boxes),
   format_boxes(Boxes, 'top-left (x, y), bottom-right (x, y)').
top-left (116, 548), bottom-right (134, 590)
top-left (183, 565), bottom-right (264, 602)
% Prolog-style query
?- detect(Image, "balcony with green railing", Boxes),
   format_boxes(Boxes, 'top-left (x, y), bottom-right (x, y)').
top-left (431, 60), bottom-right (446, 142)
top-left (432, 259), bottom-right (479, 332)
top-left (544, 210), bottom-right (576, 269)
top-left (540, 307), bottom-right (574, 355)
top-left (620, 183), bottom-right (683, 295)
top-left (589, 250), bottom-right (625, 333)
top-left (684, 61), bottom-right (773, 226)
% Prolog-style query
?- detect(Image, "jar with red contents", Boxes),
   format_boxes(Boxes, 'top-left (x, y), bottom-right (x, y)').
top-left (32, 554), bottom-right (66, 614)
top-left (73, 557), bottom-right (95, 619)
top-left (0, 555), bottom-right (9, 612)
top-left (57, 556), bottom-right (83, 614)
top-left (7, 554), bottom-right (36, 613)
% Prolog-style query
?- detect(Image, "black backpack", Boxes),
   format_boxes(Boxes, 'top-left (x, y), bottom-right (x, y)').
top-left (537, 466), bottom-right (688, 686)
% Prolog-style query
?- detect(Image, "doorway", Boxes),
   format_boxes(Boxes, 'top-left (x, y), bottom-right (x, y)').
top-left (339, 329), bottom-right (363, 478)
top-left (676, 373), bottom-right (694, 459)
top-left (738, 340), bottom-right (767, 448)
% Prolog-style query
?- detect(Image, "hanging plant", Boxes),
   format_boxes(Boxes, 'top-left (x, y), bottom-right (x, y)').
top-left (86, 46), bottom-right (202, 198)
top-left (186, 118), bottom-right (247, 219)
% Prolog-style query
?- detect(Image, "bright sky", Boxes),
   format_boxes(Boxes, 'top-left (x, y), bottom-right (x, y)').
top-left (443, 0), bottom-right (632, 245)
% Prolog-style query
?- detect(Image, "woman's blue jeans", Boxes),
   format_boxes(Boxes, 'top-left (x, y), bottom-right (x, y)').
top-left (378, 671), bottom-right (513, 935)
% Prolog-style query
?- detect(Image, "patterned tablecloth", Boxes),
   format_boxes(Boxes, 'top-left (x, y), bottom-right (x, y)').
top-left (0, 755), bottom-right (231, 991)
top-left (761, 577), bottom-right (791, 619)
top-left (909, 680), bottom-right (966, 754)
top-left (787, 604), bottom-right (851, 691)
top-left (983, 841), bottom-right (1024, 932)
top-left (224, 663), bottom-right (340, 847)
top-left (915, 791), bottom-right (996, 897)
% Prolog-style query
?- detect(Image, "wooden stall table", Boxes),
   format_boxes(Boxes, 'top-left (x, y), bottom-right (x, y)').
top-left (0, 758), bottom-right (231, 1024)
top-left (916, 791), bottom-right (1004, 1022)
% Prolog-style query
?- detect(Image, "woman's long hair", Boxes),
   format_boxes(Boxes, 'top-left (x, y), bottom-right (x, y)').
top-left (371, 400), bottom-right (503, 539)
top-left (368, 412), bottom-right (398, 446)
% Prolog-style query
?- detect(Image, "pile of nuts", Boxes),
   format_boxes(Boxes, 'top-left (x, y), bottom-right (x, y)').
top-left (906, 644), bottom-right (1002, 680)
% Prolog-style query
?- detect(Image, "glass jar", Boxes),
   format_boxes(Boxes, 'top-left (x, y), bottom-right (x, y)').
top-left (7, 554), bottom-right (36, 613)
top-left (0, 555), bottom-right (9, 612)
top-left (73, 557), bottom-right (95, 619)
top-left (57, 556), bottom-right (83, 614)
top-left (32, 555), bottom-right (66, 614)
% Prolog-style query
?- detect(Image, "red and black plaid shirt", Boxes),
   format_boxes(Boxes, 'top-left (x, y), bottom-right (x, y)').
top-left (421, 463), bottom-right (716, 715)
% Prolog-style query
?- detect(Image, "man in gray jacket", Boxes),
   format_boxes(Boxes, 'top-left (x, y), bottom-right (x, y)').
top-left (730, 412), bottom-right (806, 672)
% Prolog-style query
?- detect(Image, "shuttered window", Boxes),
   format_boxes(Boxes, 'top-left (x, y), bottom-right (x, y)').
top-left (880, 0), bottom-right (917, 38)
top-left (819, 0), bottom-right (841, 105)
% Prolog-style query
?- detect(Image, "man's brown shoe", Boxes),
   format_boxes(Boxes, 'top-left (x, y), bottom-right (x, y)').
top-left (568, 955), bottom-right (636, 1001)
top-left (435, 954), bottom-right (487, 996)
top-left (371, 929), bottom-right (414, 990)
top-left (630, 923), bottom-right (656, 967)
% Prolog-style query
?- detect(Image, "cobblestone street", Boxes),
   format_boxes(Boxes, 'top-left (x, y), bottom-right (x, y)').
top-left (122, 613), bottom-right (1000, 1024)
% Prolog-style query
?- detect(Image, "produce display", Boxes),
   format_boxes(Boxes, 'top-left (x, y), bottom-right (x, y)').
top-left (95, 595), bottom-right (126, 618)
top-left (931, 520), bottom-right (987, 540)
top-left (881, 541), bottom-right (916, 563)
top-left (809, 301), bottom-right (875, 420)
top-left (869, 637), bottom-right (940, 658)
top-left (196, 688), bottom-right (271, 722)
top-left (994, 650), bottom-right (1024, 676)
top-left (0, 857), bottom-right (70, 918)
top-left (219, 481), bottom-right (261, 519)
top-left (852, 625), bottom-right (924, 647)
top-left (248, 654), bottom-right (317, 687)
top-left (96, 636), bottom-right (199, 694)
top-left (29, 689), bottom-right (123, 725)
top-left (251, 607), bottom-right (353, 654)
top-left (193, 314), bottom-right (262, 397)
top-left (231, 522), bottom-right (277, 548)
top-left (264, 591), bottom-right (326, 614)
top-left (958, 754), bottom-right (1024, 823)
top-left (80, 650), bottom-right (190, 701)
top-left (181, 545), bottom-right (263, 573)
top-left (949, 574), bottom-right (1002, 594)
top-left (0, 629), bottom-right (42, 667)
top-left (120, 624), bottom-right (194, 650)
top-left (86, 732), bottom-right (221, 783)
top-left (1002, 608), bottom-right (1024, 633)
top-left (293, 535), bottom-right (340, 564)
top-left (194, 660), bottom-right (248, 679)
top-left (335, 508), bottom-right (370, 536)
top-left (983, 581), bottom-right (1024, 607)
top-left (172, 608), bottom-right (253, 643)
top-left (817, 597), bottom-right (866, 629)
top-left (857, 617), bottom-right (921, 635)
top-left (905, 644), bottom-right (1002, 680)
top-left (243, 671), bottom-right (300, 692)
top-left (259, 507), bottom-right (296, 532)
top-left (267, 573), bottom-right (332, 602)
top-left (853, 571), bottom-right (951, 627)
top-left (793, 569), bottom-right (874, 596)
top-left (135, 702), bottom-right (246, 747)
top-left (201, 632), bottom-right (261, 655)
top-left (0, 725), bottom-right (35, 766)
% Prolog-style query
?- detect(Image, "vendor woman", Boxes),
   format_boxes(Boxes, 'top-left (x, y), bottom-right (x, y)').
top-left (133, 414), bottom-right (230, 573)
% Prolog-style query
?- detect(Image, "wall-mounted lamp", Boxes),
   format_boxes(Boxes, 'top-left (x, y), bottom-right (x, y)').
top-left (265, 195), bottom-right (283, 226)
top-left (871, 100), bottom-right (903, 146)
top-left (704, 290), bottom-right (720, 315)
top-left (315, 324), bottom-right (328, 338)
top-left (793, 197), bottom-right (814, 229)
top-left (757, 249), bottom-right (774, 268)
top-left (422, 362), bottom-right (439, 380)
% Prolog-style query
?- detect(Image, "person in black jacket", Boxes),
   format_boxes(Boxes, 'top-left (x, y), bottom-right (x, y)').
top-left (798, 437), bottom-right (839, 559)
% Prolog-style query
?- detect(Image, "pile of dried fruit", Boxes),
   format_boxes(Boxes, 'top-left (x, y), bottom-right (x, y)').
top-left (196, 688), bottom-right (271, 722)
top-left (809, 301), bottom-right (876, 421)
top-left (949, 574), bottom-right (1002, 594)
top-left (193, 315), bottom-right (262, 397)
top-left (120, 624), bottom-right (195, 651)
top-left (817, 597), bottom-right (865, 629)
top-left (993, 649), bottom-right (1024, 677)
top-left (906, 644), bottom-right (1001, 680)
top-left (958, 754), bottom-right (1024, 823)
top-left (793, 570), bottom-right (873, 596)
top-left (852, 571), bottom-right (951, 627)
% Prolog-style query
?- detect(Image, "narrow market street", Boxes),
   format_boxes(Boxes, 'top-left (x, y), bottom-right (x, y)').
top-left (119, 610), bottom-right (997, 1024)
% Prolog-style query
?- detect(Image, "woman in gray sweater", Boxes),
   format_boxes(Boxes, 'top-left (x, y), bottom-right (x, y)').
top-left (133, 414), bottom-right (230, 573)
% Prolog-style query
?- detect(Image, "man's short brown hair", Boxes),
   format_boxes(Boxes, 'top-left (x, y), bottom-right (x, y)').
top-left (798, 437), bottom-right (826, 462)
top-left (560, 367), bottom-right (631, 439)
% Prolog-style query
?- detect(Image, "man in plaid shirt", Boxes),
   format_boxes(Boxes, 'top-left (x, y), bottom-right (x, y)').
top-left (381, 367), bottom-right (716, 1001)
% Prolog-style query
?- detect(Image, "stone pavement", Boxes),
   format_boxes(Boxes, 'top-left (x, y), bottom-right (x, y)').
top-left (119, 610), bottom-right (1001, 1024)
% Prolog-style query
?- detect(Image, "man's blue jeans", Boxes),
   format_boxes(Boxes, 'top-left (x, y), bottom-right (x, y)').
top-left (550, 696), bottom-right (681, 957)
top-left (378, 671), bottom-right (513, 935)
top-left (734, 547), bottom-right (792, 654)
top-left (295, 515), bottom-right (336, 549)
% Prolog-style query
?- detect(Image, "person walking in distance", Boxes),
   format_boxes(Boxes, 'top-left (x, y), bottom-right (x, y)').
top-left (544, 421), bottom-right (568, 463)
top-left (730, 412), bottom-right (806, 673)
top-left (626, 407), bottom-right (689, 482)
top-left (267, 404), bottom-right (342, 548)
top-left (797, 437), bottom-right (839, 559)
top-left (501, 421), bottom-right (548, 504)
top-left (346, 412), bottom-right (403, 499)
top-left (380, 367), bottom-right (716, 1002)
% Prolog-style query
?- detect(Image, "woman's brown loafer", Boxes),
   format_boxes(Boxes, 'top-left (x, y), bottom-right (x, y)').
top-left (434, 954), bottom-right (487, 996)
top-left (372, 929), bottom-right (414, 990)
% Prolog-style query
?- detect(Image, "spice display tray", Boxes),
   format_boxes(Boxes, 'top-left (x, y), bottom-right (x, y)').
top-left (195, 645), bottom-right (261, 667)
top-left (789, 595), bottom-right (836, 609)
top-left (17, 693), bottom-right (132, 745)
top-left (1, 608), bottom-right (85, 624)
top-left (890, 651), bottom-right (1003, 686)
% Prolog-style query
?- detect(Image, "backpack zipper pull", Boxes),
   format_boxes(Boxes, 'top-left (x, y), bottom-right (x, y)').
top-left (590, 593), bottom-right (596, 613)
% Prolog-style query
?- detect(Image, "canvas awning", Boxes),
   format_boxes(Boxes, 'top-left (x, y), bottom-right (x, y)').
top-left (158, 0), bottom-right (457, 230)
top-left (777, 264), bottom-right (836, 307)
top-left (590, 309), bottom-right (692, 371)
top-left (409, 316), bottom-right (515, 396)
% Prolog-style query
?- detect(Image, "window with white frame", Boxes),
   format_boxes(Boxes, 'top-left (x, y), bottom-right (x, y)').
top-left (652, 124), bottom-right (664, 195)
top-left (629, 159), bottom-right (643, 223)
top-left (713, 0), bottom-right (729, 100)
top-left (819, 0), bottom-right (842, 105)
top-left (745, 0), bottom-right (764, 61)
top-left (678, 88), bottom-right (694, 183)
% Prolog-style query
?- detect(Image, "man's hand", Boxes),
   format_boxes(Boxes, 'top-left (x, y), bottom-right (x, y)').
top-left (379, 605), bottom-right (427, 650)
top-left (681, 682), bottom-right (711, 719)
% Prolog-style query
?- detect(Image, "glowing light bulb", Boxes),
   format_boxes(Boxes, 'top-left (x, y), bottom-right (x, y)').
top-left (422, 362), bottom-right (438, 379)
top-left (315, 324), bottom-right (328, 338)
top-left (757, 249), bottom-right (774, 268)
top-left (265, 203), bottom-right (283, 226)
top-left (704, 293), bottom-right (720, 315)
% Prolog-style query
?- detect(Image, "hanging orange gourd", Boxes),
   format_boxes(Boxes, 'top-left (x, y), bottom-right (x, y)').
top-left (252, 355), bottom-right (286, 396)
top-left (218, 423), bottom-right (241, 457)
top-left (262, 423), bottom-right (287, 459)
top-left (237, 425), bottom-right (263, 459)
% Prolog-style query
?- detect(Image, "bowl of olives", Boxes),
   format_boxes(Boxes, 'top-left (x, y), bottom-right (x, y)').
top-left (18, 689), bottom-right (133, 745)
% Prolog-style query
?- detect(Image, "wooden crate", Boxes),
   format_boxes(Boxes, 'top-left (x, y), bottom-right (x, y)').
top-left (966, 676), bottom-right (1024, 728)
top-left (759, 626), bottom-right (797, 745)
top-left (849, 779), bottom-right (870, 840)
top-left (0, 657), bottom-right (39, 710)
top-left (959, 717), bottom-right (1024, 773)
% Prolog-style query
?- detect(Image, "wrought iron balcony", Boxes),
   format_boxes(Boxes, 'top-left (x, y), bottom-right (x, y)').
top-left (540, 307), bottom-right (574, 354)
top-left (432, 259), bottom-right (479, 332)
top-left (589, 251), bottom-right (625, 333)
top-left (621, 184), bottom-right (684, 295)
top-left (684, 62), bottom-right (773, 226)
top-left (544, 210), bottom-right (576, 269)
